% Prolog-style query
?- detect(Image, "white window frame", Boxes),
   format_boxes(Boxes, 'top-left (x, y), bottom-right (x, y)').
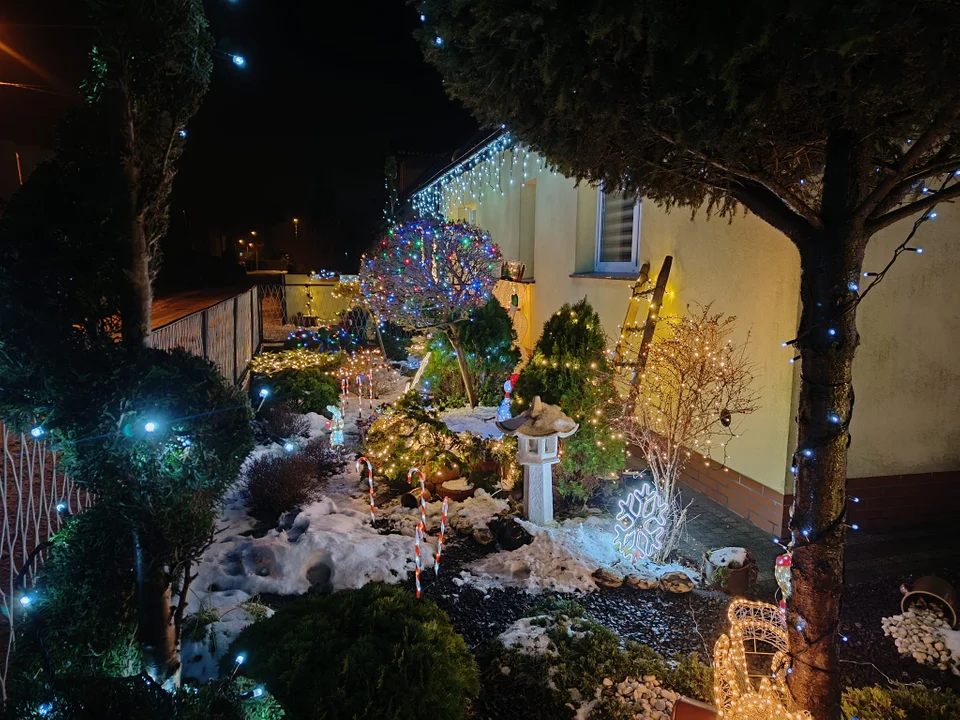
top-left (595, 185), bottom-right (641, 273)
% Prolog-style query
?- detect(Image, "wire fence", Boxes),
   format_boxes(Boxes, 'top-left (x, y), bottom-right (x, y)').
top-left (0, 287), bottom-right (262, 699)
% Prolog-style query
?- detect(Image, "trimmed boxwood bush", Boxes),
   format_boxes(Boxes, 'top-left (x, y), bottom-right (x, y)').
top-left (225, 584), bottom-right (479, 720)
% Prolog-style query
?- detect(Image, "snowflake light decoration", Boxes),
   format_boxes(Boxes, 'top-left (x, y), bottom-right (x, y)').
top-left (614, 483), bottom-right (668, 560)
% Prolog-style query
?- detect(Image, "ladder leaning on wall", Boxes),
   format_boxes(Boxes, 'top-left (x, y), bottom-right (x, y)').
top-left (611, 256), bottom-right (674, 405)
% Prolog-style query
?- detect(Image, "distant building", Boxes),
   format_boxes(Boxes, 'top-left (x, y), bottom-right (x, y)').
top-left (408, 131), bottom-right (960, 535)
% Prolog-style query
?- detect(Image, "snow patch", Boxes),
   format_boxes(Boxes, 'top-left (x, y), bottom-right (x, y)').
top-left (181, 589), bottom-right (271, 683)
top-left (707, 547), bottom-right (748, 568)
top-left (458, 516), bottom-right (697, 594)
top-left (439, 405), bottom-right (503, 438)
top-left (442, 478), bottom-right (473, 491)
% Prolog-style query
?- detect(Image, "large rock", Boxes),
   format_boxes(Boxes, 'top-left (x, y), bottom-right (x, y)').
top-left (625, 571), bottom-right (659, 591)
top-left (593, 568), bottom-right (625, 589)
top-left (488, 516), bottom-right (534, 551)
top-left (659, 570), bottom-right (696, 594)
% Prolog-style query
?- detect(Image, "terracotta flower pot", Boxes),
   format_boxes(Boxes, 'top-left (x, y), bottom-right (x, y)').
top-left (672, 696), bottom-right (717, 719)
top-left (901, 575), bottom-right (958, 628)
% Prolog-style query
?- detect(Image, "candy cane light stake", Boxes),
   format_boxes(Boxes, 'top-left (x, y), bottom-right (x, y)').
top-left (356, 456), bottom-right (375, 522)
top-left (414, 521), bottom-right (424, 598)
top-left (407, 467), bottom-right (427, 529)
top-left (435, 496), bottom-right (449, 575)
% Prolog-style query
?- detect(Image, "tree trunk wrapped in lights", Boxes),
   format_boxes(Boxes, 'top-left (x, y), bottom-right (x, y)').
top-left (360, 220), bottom-right (503, 407)
top-left (619, 305), bottom-right (758, 562)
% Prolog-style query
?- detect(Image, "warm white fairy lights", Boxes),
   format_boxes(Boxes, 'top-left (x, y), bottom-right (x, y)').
top-left (713, 599), bottom-right (812, 720)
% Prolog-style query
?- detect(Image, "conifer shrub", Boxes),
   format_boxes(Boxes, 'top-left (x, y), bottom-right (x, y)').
top-left (225, 584), bottom-right (479, 720)
top-left (512, 298), bottom-right (625, 502)
top-left (841, 684), bottom-right (960, 720)
top-left (268, 367), bottom-right (340, 416)
top-left (423, 298), bottom-right (520, 409)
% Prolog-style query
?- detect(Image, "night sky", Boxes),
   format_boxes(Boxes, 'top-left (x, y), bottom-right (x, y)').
top-left (0, 0), bottom-right (478, 281)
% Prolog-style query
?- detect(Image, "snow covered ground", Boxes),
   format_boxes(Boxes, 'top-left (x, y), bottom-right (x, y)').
top-left (456, 516), bottom-right (697, 594)
top-left (439, 405), bottom-right (503, 438)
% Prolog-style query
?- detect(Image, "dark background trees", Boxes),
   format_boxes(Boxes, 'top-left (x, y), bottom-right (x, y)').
top-left (417, 1), bottom-right (960, 717)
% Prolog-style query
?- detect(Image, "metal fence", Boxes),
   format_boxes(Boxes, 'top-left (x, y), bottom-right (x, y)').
top-left (152, 286), bottom-right (261, 385)
top-left (258, 282), bottom-right (371, 344)
top-left (0, 287), bottom-right (261, 699)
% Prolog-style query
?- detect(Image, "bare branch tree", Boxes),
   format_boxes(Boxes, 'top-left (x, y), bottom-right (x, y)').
top-left (618, 305), bottom-right (759, 561)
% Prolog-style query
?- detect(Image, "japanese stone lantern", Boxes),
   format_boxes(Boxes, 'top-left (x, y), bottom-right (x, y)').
top-left (496, 396), bottom-right (578, 524)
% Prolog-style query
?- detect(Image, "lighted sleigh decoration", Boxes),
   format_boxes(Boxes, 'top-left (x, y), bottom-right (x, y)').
top-left (712, 599), bottom-right (811, 720)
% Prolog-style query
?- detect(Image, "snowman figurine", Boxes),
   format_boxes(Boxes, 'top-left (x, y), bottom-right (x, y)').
top-left (497, 373), bottom-right (520, 422)
top-left (326, 404), bottom-right (345, 448)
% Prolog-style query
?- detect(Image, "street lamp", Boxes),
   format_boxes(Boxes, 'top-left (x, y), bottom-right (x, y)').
top-left (293, 217), bottom-right (299, 242)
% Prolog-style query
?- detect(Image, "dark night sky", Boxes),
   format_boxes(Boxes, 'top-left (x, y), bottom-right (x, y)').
top-left (0, 0), bottom-right (478, 277)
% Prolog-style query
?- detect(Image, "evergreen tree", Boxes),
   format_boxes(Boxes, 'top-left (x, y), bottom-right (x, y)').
top-left (418, 3), bottom-right (960, 714)
top-left (513, 298), bottom-right (624, 502)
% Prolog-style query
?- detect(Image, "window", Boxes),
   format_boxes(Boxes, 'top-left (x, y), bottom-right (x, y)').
top-left (595, 186), bottom-right (640, 273)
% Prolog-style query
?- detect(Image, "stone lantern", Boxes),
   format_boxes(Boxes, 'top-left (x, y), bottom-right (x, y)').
top-left (496, 396), bottom-right (578, 524)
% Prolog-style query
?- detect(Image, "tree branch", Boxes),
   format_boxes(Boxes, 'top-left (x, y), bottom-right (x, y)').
top-left (856, 106), bottom-right (960, 220)
top-left (866, 181), bottom-right (960, 234)
top-left (727, 180), bottom-right (817, 248)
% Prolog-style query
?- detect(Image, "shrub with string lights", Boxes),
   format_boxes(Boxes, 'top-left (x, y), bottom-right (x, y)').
top-left (360, 220), bottom-right (502, 407)
top-left (619, 304), bottom-right (758, 562)
top-left (512, 298), bottom-right (625, 503)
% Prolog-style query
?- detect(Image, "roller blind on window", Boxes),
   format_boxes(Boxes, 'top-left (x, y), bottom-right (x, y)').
top-left (597, 190), bottom-right (639, 271)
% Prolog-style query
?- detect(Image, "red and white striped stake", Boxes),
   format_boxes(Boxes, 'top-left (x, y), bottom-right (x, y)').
top-left (340, 376), bottom-right (348, 408)
top-left (407, 467), bottom-right (427, 529)
top-left (356, 376), bottom-right (362, 420)
top-left (356, 456), bottom-right (375, 522)
top-left (435, 496), bottom-right (449, 575)
top-left (414, 521), bottom-right (424, 598)
top-left (367, 369), bottom-right (374, 410)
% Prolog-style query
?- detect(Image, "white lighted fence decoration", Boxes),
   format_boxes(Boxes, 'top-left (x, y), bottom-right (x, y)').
top-left (614, 483), bottom-right (668, 560)
top-left (0, 423), bottom-right (92, 701)
top-left (713, 598), bottom-right (812, 720)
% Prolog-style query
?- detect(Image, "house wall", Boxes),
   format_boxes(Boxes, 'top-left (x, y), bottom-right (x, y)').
top-left (438, 147), bottom-right (960, 530)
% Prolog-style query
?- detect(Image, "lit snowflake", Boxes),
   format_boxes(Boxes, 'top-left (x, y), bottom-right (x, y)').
top-left (614, 484), bottom-right (668, 560)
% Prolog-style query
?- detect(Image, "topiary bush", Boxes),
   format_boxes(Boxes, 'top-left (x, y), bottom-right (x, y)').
top-left (841, 684), bottom-right (960, 720)
top-left (423, 298), bottom-right (520, 409)
top-left (225, 584), bottom-right (479, 720)
top-left (512, 298), bottom-right (625, 503)
top-left (269, 366), bottom-right (341, 416)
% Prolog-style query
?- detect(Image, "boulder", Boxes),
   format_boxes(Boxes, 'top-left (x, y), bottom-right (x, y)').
top-left (593, 568), bottom-right (625, 589)
top-left (488, 516), bottom-right (534, 551)
top-left (625, 572), bottom-right (659, 591)
top-left (659, 570), bottom-right (696, 594)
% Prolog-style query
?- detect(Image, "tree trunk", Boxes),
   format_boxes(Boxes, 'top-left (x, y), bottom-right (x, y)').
top-left (445, 324), bottom-right (477, 407)
top-left (786, 232), bottom-right (866, 720)
top-left (133, 530), bottom-right (180, 691)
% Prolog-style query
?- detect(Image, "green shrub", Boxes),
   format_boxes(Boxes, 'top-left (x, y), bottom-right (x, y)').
top-left (225, 584), bottom-right (480, 720)
top-left (2, 675), bottom-right (284, 720)
top-left (512, 298), bottom-right (625, 502)
top-left (841, 684), bottom-right (960, 720)
top-left (423, 298), bottom-right (520, 409)
top-left (269, 367), bottom-right (340, 415)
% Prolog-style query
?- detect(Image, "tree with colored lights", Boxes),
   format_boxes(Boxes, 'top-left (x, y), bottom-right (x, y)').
top-left (86, 0), bottom-right (213, 346)
top-left (619, 305), bottom-right (758, 561)
top-left (512, 298), bottom-right (625, 503)
top-left (360, 220), bottom-right (503, 407)
top-left (419, 2), bottom-right (960, 713)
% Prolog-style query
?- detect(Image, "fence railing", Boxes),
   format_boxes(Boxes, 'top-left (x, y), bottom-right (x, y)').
top-left (152, 286), bottom-right (261, 385)
top-left (1, 426), bottom-right (92, 700)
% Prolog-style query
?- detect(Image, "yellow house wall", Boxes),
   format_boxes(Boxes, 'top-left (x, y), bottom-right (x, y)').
top-left (436, 147), bottom-right (960, 494)
top-left (847, 202), bottom-right (960, 477)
